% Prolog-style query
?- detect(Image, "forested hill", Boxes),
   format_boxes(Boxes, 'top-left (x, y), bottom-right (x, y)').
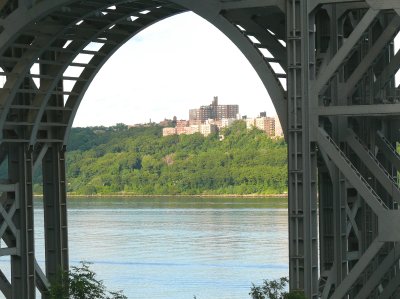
top-left (57, 121), bottom-right (287, 195)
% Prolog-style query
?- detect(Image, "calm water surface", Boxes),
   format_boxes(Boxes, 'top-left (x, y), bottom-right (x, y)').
top-left (1, 197), bottom-right (289, 299)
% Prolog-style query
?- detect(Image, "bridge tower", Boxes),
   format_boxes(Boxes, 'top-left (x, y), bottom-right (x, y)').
top-left (0, 0), bottom-right (399, 298)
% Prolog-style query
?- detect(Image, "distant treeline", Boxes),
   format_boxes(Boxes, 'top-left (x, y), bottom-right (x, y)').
top-left (33, 121), bottom-right (288, 195)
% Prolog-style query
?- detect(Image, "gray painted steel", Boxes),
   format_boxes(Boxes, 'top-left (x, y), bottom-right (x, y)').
top-left (0, 0), bottom-right (399, 298)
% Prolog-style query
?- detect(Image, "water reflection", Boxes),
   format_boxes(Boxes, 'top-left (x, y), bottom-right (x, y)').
top-left (1, 197), bottom-right (289, 299)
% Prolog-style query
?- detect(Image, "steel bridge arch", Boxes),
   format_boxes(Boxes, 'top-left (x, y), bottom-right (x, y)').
top-left (2, 1), bottom-right (400, 299)
top-left (0, 0), bottom-right (288, 146)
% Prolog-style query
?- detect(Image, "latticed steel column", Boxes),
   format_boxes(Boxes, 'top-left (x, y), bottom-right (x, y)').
top-left (313, 4), bottom-right (400, 299)
top-left (8, 144), bottom-right (35, 299)
top-left (317, 6), bottom-right (348, 297)
top-left (286, 0), bottom-right (318, 298)
top-left (42, 144), bottom-right (68, 296)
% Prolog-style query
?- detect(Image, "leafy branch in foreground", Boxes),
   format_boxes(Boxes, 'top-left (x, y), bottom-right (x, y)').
top-left (48, 261), bottom-right (126, 299)
top-left (249, 277), bottom-right (307, 299)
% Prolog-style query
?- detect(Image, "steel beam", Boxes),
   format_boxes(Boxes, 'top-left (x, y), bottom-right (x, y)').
top-left (318, 103), bottom-right (400, 116)
top-left (343, 15), bottom-right (400, 98)
top-left (379, 270), bottom-right (400, 298)
top-left (220, 0), bottom-right (285, 10)
top-left (42, 144), bottom-right (68, 297)
top-left (353, 242), bottom-right (400, 299)
top-left (313, 8), bottom-right (379, 97)
top-left (366, 0), bottom-right (400, 9)
top-left (286, 0), bottom-right (318, 297)
top-left (7, 144), bottom-right (35, 299)
top-left (376, 130), bottom-right (400, 171)
top-left (318, 128), bottom-right (388, 214)
top-left (329, 239), bottom-right (384, 298)
top-left (373, 49), bottom-right (400, 97)
top-left (309, 0), bottom-right (365, 13)
top-left (0, 270), bottom-right (11, 299)
top-left (345, 129), bottom-right (400, 203)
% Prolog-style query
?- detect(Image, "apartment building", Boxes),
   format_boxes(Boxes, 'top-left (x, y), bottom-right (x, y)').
top-left (189, 96), bottom-right (239, 123)
top-left (162, 127), bottom-right (177, 136)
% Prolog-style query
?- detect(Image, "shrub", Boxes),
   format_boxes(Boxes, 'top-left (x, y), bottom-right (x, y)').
top-left (249, 277), bottom-right (307, 299)
top-left (48, 262), bottom-right (126, 299)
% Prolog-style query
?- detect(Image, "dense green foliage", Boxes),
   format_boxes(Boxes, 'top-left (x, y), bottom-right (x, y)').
top-left (34, 121), bottom-right (287, 195)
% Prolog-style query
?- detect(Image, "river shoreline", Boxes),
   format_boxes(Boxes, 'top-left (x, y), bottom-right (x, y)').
top-left (34, 193), bottom-right (288, 199)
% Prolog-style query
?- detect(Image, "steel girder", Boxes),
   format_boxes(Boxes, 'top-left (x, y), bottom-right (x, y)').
top-left (0, 0), bottom-right (399, 298)
top-left (311, 2), bottom-right (400, 299)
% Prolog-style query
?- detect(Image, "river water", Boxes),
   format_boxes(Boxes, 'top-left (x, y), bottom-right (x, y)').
top-left (1, 197), bottom-right (289, 299)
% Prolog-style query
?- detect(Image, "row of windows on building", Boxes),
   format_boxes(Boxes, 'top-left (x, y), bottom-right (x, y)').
top-left (189, 96), bottom-right (239, 123)
top-left (163, 116), bottom-right (283, 138)
top-left (163, 118), bottom-right (234, 137)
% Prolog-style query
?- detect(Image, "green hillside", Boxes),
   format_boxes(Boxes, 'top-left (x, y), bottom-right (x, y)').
top-left (35, 121), bottom-right (288, 195)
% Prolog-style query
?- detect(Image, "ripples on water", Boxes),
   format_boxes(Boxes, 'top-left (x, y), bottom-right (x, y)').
top-left (0, 197), bottom-right (289, 299)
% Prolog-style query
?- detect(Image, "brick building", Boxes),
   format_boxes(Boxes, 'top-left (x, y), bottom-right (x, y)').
top-left (176, 120), bottom-right (189, 135)
top-left (255, 117), bottom-right (275, 136)
top-left (189, 96), bottom-right (239, 123)
top-left (246, 114), bottom-right (276, 136)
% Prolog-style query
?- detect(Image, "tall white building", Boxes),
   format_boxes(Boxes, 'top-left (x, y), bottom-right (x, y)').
top-left (221, 118), bottom-right (236, 128)
top-left (246, 118), bottom-right (256, 129)
top-left (200, 123), bottom-right (218, 136)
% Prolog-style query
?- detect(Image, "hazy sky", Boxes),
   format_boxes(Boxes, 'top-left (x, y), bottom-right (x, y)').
top-left (72, 12), bottom-right (400, 128)
top-left (72, 12), bottom-right (275, 127)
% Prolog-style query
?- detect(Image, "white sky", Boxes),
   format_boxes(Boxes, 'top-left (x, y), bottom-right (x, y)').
top-left (72, 12), bottom-right (275, 127)
top-left (396, 33), bottom-right (400, 86)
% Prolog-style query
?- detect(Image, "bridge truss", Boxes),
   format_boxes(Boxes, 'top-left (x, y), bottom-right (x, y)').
top-left (0, 0), bottom-right (399, 298)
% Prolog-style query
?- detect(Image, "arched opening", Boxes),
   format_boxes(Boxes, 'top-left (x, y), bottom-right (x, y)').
top-left (58, 1), bottom-right (288, 141)
top-left (61, 11), bottom-right (288, 298)
top-left (74, 12), bottom-right (277, 127)
top-left (0, 0), bottom-right (288, 143)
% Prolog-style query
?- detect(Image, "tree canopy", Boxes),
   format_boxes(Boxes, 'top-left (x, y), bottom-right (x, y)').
top-left (34, 121), bottom-right (288, 195)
